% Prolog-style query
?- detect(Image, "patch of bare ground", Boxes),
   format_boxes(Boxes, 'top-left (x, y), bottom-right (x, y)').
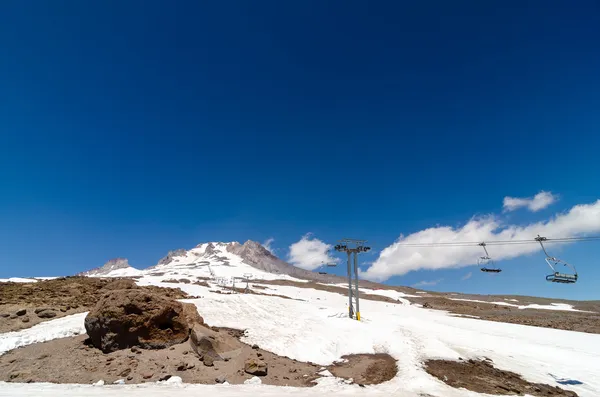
top-left (411, 297), bottom-right (600, 334)
top-left (0, 330), bottom-right (321, 387)
top-left (0, 277), bottom-right (189, 333)
top-left (425, 359), bottom-right (578, 396)
top-left (328, 353), bottom-right (397, 385)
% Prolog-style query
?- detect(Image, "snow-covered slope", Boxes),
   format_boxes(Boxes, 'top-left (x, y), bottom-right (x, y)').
top-left (227, 241), bottom-right (349, 283)
top-left (144, 242), bottom-right (302, 283)
top-left (3, 276), bottom-right (600, 396)
top-left (8, 241), bottom-right (592, 396)
top-left (78, 258), bottom-right (143, 277)
top-left (76, 241), bottom-right (398, 289)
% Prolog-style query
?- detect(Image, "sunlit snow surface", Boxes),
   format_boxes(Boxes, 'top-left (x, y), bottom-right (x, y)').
top-left (2, 244), bottom-right (600, 396)
top-left (0, 313), bottom-right (88, 355)
top-left (0, 278), bottom-right (38, 283)
top-left (0, 381), bottom-right (398, 397)
top-left (95, 242), bottom-right (304, 283)
top-left (0, 277), bottom-right (59, 283)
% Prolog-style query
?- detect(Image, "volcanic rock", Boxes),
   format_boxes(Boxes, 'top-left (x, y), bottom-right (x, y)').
top-left (84, 290), bottom-right (194, 353)
top-left (189, 324), bottom-right (241, 363)
top-left (244, 358), bottom-right (268, 376)
top-left (37, 310), bottom-right (57, 319)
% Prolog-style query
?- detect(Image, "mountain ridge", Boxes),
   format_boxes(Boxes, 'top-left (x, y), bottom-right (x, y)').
top-left (77, 240), bottom-right (392, 290)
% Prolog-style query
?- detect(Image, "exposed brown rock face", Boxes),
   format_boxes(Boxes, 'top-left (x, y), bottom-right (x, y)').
top-left (84, 290), bottom-right (195, 353)
top-left (189, 324), bottom-right (242, 366)
top-left (244, 358), bottom-right (268, 376)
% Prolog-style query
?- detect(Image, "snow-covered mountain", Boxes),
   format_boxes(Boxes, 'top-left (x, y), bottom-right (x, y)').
top-left (77, 258), bottom-right (143, 277)
top-left (227, 240), bottom-right (355, 283)
top-left (78, 240), bottom-right (357, 284)
top-left (144, 241), bottom-right (300, 282)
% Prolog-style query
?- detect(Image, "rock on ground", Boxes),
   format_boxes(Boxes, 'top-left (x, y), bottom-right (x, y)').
top-left (0, 277), bottom-right (190, 334)
top-left (189, 324), bottom-right (241, 364)
top-left (36, 310), bottom-right (57, 319)
top-left (84, 289), bottom-right (198, 353)
top-left (244, 358), bottom-right (268, 376)
top-left (102, 279), bottom-right (138, 291)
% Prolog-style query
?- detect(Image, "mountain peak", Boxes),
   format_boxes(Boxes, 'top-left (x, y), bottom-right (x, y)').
top-left (156, 249), bottom-right (187, 267)
top-left (78, 257), bottom-right (135, 276)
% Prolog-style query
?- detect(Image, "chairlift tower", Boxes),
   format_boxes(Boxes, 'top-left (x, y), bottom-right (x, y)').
top-left (334, 238), bottom-right (371, 321)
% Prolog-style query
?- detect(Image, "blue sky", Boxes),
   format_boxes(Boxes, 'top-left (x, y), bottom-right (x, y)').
top-left (1, 1), bottom-right (599, 300)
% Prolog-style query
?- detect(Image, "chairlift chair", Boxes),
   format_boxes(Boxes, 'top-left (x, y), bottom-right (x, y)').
top-left (535, 236), bottom-right (578, 284)
top-left (477, 242), bottom-right (502, 273)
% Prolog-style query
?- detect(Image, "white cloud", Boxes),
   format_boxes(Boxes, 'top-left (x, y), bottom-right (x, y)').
top-left (461, 272), bottom-right (472, 281)
top-left (412, 279), bottom-right (443, 288)
top-left (362, 199), bottom-right (600, 282)
top-left (288, 233), bottom-right (340, 271)
top-left (263, 238), bottom-right (275, 254)
top-left (503, 191), bottom-right (558, 212)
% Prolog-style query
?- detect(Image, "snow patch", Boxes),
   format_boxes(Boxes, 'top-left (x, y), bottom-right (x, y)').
top-left (243, 376), bottom-right (262, 385)
top-left (162, 376), bottom-right (183, 385)
top-left (0, 312), bottom-right (87, 355)
top-left (0, 277), bottom-right (38, 283)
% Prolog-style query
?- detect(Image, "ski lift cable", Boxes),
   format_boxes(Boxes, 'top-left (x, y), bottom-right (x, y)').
top-left (391, 235), bottom-right (600, 248)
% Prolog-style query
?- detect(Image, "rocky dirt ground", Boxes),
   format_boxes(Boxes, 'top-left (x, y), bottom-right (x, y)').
top-left (0, 277), bottom-right (190, 333)
top-left (252, 279), bottom-right (600, 334)
top-left (0, 331), bottom-right (323, 386)
top-left (328, 354), bottom-right (397, 385)
top-left (425, 358), bottom-right (578, 396)
top-left (0, 277), bottom-right (393, 387)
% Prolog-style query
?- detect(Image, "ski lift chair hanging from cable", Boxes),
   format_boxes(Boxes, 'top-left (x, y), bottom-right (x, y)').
top-left (478, 242), bottom-right (502, 273)
top-left (535, 235), bottom-right (578, 284)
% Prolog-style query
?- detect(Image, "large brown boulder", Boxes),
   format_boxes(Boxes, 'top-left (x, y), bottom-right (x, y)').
top-left (189, 325), bottom-right (242, 363)
top-left (84, 290), bottom-right (200, 353)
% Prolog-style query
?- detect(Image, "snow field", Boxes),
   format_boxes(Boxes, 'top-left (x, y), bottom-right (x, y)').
top-left (0, 313), bottom-right (88, 355)
top-left (0, 278), bottom-right (38, 283)
top-left (107, 243), bottom-right (304, 284)
top-left (0, 381), bottom-right (400, 397)
top-left (181, 281), bottom-right (600, 396)
top-left (2, 261), bottom-right (600, 396)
